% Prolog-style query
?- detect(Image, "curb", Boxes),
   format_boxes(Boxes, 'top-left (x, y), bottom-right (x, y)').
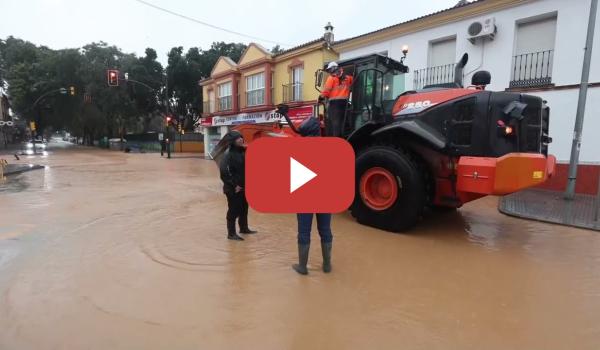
top-left (3, 164), bottom-right (45, 176)
top-left (498, 189), bottom-right (600, 231)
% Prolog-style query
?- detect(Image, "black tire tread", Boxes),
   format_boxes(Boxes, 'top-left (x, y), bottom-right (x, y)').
top-left (350, 142), bottom-right (430, 232)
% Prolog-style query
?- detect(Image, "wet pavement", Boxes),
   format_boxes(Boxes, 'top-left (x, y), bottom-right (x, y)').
top-left (500, 189), bottom-right (600, 231)
top-left (1, 142), bottom-right (599, 349)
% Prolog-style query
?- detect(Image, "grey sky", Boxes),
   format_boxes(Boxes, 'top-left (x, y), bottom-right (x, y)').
top-left (0, 0), bottom-right (462, 64)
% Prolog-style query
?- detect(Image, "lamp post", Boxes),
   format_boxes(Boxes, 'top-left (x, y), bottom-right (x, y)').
top-left (115, 71), bottom-right (171, 158)
top-left (28, 87), bottom-right (68, 153)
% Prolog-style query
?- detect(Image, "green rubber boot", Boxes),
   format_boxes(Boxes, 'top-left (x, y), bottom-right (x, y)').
top-left (321, 242), bottom-right (332, 273)
top-left (292, 244), bottom-right (310, 275)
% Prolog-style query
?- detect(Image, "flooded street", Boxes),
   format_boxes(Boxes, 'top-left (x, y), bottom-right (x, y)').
top-left (1, 144), bottom-right (599, 349)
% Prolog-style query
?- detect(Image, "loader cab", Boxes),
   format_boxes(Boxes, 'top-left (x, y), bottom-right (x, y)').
top-left (317, 54), bottom-right (409, 137)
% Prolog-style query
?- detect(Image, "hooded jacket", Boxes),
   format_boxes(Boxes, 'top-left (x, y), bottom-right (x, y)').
top-left (219, 143), bottom-right (246, 194)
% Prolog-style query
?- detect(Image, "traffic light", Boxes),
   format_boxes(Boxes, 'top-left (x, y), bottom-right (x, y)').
top-left (107, 69), bottom-right (119, 86)
top-left (165, 116), bottom-right (172, 126)
top-left (69, 86), bottom-right (76, 96)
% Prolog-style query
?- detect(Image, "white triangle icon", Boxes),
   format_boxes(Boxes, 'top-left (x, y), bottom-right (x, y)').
top-left (290, 157), bottom-right (317, 193)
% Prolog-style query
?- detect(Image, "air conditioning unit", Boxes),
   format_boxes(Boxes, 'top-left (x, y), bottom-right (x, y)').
top-left (467, 17), bottom-right (497, 44)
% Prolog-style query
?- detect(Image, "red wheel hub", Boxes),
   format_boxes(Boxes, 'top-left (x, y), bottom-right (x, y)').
top-left (359, 167), bottom-right (399, 211)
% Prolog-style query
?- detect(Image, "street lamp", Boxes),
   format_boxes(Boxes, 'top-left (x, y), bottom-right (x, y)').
top-left (27, 87), bottom-right (71, 153)
top-left (118, 71), bottom-right (172, 159)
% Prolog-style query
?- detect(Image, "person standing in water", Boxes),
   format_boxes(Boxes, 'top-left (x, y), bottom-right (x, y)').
top-left (219, 131), bottom-right (257, 241)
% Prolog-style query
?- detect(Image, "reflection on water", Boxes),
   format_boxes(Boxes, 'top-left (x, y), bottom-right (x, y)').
top-left (0, 148), bottom-right (599, 350)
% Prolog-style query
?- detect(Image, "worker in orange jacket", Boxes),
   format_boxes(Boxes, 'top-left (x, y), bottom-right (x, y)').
top-left (319, 61), bottom-right (353, 137)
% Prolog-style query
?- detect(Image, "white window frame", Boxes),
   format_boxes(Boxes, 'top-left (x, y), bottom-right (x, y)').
top-left (246, 72), bottom-right (265, 107)
top-left (511, 13), bottom-right (557, 85)
top-left (291, 67), bottom-right (303, 101)
top-left (218, 82), bottom-right (232, 111)
top-left (428, 35), bottom-right (457, 68)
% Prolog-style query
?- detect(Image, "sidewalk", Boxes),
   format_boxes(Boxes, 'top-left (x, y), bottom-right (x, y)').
top-left (3, 163), bottom-right (44, 176)
top-left (499, 189), bottom-right (600, 231)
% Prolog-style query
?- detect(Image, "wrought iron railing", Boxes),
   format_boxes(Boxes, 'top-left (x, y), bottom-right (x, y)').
top-left (413, 63), bottom-right (456, 89)
top-left (510, 50), bottom-right (554, 88)
top-left (202, 101), bottom-right (212, 115)
top-left (282, 83), bottom-right (303, 102)
top-left (218, 96), bottom-right (232, 111)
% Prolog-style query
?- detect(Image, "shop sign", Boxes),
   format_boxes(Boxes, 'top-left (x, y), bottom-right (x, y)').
top-left (287, 105), bottom-right (314, 120)
top-left (200, 117), bottom-right (213, 126)
top-left (212, 110), bottom-right (285, 126)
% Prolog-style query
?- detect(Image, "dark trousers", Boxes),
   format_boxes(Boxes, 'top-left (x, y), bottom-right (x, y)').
top-left (297, 213), bottom-right (333, 245)
top-left (327, 100), bottom-right (347, 137)
top-left (226, 191), bottom-right (249, 235)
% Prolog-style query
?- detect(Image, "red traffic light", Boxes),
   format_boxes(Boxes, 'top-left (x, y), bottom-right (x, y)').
top-left (166, 116), bottom-right (172, 123)
top-left (107, 69), bottom-right (119, 87)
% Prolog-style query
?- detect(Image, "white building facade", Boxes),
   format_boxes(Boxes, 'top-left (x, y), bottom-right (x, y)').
top-left (335, 0), bottom-right (600, 165)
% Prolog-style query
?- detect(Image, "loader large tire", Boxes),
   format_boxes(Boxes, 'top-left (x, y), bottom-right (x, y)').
top-left (350, 145), bottom-right (427, 232)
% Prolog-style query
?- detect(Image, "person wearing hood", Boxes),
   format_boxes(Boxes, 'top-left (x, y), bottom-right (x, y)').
top-left (219, 130), bottom-right (257, 241)
top-left (291, 117), bottom-right (333, 275)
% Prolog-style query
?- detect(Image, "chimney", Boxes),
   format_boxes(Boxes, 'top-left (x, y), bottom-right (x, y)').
top-left (324, 22), bottom-right (334, 47)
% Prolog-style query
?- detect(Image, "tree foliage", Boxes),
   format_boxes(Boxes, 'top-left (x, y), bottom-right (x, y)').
top-left (166, 42), bottom-right (246, 129)
top-left (0, 36), bottom-right (247, 140)
top-left (271, 45), bottom-right (284, 55)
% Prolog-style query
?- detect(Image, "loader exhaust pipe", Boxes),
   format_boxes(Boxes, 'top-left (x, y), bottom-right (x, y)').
top-left (454, 53), bottom-right (469, 87)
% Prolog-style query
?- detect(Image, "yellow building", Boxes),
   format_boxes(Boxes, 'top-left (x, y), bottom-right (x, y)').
top-left (272, 38), bottom-right (338, 108)
top-left (199, 24), bottom-right (339, 157)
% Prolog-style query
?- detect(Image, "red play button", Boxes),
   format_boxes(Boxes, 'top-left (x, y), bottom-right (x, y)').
top-left (246, 137), bottom-right (355, 213)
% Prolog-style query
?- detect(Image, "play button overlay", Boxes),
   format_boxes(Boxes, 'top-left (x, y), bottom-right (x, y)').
top-left (246, 137), bottom-right (355, 213)
top-left (290, 157), bottom-right (317, 193)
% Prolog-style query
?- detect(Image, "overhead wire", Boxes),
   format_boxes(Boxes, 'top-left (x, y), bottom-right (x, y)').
top-left (132, 0), bottom-right (291, 47)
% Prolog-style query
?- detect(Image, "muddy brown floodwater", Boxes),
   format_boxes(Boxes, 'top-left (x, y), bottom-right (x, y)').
top-left (1, 143), bottom-right (599, 350)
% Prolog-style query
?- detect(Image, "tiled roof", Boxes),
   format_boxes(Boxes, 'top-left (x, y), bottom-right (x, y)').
top-left (273, 38), bottom-right (325, 57)
top-left (334, 0), bottom-right (484, 45)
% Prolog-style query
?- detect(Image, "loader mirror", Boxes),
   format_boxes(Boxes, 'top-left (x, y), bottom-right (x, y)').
top-left (316, 69), bottom-right (324, 90)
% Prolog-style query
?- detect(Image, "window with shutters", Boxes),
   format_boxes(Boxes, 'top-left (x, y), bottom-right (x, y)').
top-left (414, 36), bottom-right (457, 89)
top-left (511, 14), bottom-right (557, 88)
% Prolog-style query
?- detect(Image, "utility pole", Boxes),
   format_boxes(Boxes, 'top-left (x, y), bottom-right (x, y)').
top-left (165, 70), bottom-right (171, 159)
top-left (565, 0), bottom-right (598, 199)
top-left (179, 117), bottom-right (183, 153)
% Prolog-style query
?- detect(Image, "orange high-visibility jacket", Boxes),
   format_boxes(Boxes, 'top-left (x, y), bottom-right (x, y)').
top-left (321, 74), bottom-right (353, 101)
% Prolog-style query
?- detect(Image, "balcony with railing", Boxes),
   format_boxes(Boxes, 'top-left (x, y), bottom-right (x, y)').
top-left (202, 101), bottom-right (213, 115)
top-left (510, 50), bottom-right (554, 88)
top-left (413, 63), bottom-right (456, 89)
top-left (282, 83), bottom-right (303, 103)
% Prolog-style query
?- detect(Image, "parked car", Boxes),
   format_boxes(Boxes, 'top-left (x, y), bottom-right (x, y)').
top-left (25, 140), bottom-right (47, 149)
